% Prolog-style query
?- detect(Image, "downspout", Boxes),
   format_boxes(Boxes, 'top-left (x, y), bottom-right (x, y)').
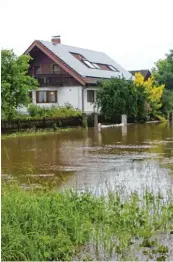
top-left (81, 85), bottom-right (88, 128)
top-left (82, 85), bottom-right (88, 114)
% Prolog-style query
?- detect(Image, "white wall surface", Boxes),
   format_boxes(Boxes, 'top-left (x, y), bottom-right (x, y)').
top-left (17, 86), bottom-right (99, 114)
top-left (58, 86), bottom-right (82, 109)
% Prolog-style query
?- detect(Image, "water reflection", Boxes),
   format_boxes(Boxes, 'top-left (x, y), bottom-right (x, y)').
top-left (2, 123), bottom-right (173, 194)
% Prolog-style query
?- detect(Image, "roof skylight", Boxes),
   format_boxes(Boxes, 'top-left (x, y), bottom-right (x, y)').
top-left (92, 63), bottom-right (101, 69)
top-left (108, 65), bottom-right (119, 71)
top-left (83, 60), bottom-right (96, 69)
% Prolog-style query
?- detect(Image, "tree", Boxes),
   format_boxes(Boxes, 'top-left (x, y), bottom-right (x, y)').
top-left (134, 73), bottom-right (164, 116)
top-left (160, 89), bottom-right (173, 118)
top-left (152, 49), bottom-right (173, 91)
top-left (1, 49), bottom-right (38, 119)
top-left (96, 77), bottom-right (148, 122)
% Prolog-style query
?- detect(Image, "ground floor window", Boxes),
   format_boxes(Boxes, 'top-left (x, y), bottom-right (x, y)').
top-left (36, 91), bottom-right (57, 103)
top-left (87, 90), bottom-right (95, 103)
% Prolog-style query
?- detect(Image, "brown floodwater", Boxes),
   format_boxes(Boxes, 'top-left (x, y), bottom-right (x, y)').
top-left (2, 122), bottom-right (173, 195)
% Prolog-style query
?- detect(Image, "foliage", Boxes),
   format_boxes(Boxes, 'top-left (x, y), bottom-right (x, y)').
top-left (154, 114), bottom-right (167, 122)
top-left (160, 89), bottom-right (173, 118)
top-left (134, 73), bottom-right (165, 115)
top-left (96, 77), bottom-right (148, 122)
top-left (152, 49), bottom-right (173, 91)
top-left (1, 50), bottom-right (38, 119)
top-left (2, 184), bottom-right (173, 261)
top-left (27, 104), bottom-right (82, 118)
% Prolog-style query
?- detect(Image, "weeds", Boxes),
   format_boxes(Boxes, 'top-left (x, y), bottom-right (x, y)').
top-left (1, 184), bottom-right (173, 261)
top-left (1, 127), bottom-right (76, 140)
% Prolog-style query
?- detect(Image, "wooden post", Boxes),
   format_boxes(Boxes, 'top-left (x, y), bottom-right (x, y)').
top-left (94, 112), bottom-right (98, 128)
top-left (17, 119), bottom-right (20, 131)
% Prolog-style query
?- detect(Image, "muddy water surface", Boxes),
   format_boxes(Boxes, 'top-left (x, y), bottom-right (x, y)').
top-left (2, 122), bottom-right (173, 194)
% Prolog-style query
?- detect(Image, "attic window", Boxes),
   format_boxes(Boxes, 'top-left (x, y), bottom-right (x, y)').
top-left (108, 65), bottom-right (119, 72)
top-left (52, 64), bottom-right (60, 74)
top-left (70, 52), bottom-right (85, 61)
top-left (83, 60), bottom-right (96, 69)
top-left (92, 63), bottom-right (100, 69)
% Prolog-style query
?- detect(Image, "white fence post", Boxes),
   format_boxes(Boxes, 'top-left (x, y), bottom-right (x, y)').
top-left (121, 114), bottom-right (127, 125)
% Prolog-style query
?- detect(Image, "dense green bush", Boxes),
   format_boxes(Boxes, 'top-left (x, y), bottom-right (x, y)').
top-left (1, 104), bottom-right (82, 120)
top-left (27, 103), bottom-right (82, 119)
top-left (96, 78), bottom-right (149, 122)
top-left (160, 89), bottom-right (173, 118)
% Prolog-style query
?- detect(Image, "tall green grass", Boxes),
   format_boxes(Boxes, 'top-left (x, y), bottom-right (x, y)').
top-left (1, 127), bottom-right (75, 140)
top-left (2, 184), bottom-right (173, 261)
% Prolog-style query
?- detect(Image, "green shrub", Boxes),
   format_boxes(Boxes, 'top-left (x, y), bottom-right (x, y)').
top-left (28, 104), bottom-right (82, 119)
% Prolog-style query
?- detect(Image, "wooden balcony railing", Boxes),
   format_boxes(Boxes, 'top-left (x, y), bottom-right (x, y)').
top-left (34, 74), bottom-right (75, 87)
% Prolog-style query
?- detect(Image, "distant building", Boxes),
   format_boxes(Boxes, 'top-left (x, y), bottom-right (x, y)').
top-left (129, 70), bottom-right (151, 81)
top-left (20, 36), bottom-right (133, 114)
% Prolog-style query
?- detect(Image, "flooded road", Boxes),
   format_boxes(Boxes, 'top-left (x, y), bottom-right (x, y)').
top-left (2, 122), bottom-right (173, 194)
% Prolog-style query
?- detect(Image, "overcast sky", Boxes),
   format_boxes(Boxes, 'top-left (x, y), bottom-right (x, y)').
top-left (1, 0), bottom-right (173, 70)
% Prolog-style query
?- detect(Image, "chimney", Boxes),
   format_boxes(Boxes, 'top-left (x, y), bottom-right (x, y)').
top-left (51, 35), bottom-right (61, 45)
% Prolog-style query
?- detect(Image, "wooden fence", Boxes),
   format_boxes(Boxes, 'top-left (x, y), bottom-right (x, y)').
top-left (1, 116), bottom-right (83, 133)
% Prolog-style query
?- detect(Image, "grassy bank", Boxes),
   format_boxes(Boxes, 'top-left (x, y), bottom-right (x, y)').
top-left (2, 184), bottom-right (173, 261)
top-left (1, 127), bottom-right (78, 140)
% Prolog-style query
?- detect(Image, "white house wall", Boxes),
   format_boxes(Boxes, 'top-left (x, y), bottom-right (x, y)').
top-left (58, 86), bottom-right (82, 109)
top-left (17, 86), bottom-right (99, 114)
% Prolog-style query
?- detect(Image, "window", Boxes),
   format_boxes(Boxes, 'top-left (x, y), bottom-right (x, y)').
top-left (52, 64), bottom-right (60, 74)
top-left (36, 91), bottom-right (57, 103)
top-left (33, 65), bottom-right (41, 75)
top-left (48, 91), bottom-right (56, 103)
top-left (70, 52), bottom-right (85, 61)
top-left (87, 90), bottom-right (95, 103)
top-left (92, 63), bottom-right (100, 69)
top-left (108, 65), bottom-right (119, 72)
top-left (83, 60), bottom-right (96, 69)
top-left (37, 91), bottom-right (47, 103)
top-left (28, 92), bottom-right (32, 103)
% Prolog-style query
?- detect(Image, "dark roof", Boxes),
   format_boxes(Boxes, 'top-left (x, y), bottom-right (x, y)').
top-left (129, 69), bottom-right (151, 79)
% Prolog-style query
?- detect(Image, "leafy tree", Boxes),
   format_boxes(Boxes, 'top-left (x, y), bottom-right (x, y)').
top-left (160, 89), bottom-right (173, 118)
top-left (96, 77), bottom-right (148, 122)
top-left (134, 73), bottom-right (164, 115)
top-left (1, 49), bottom-right (38, 119)
top-left (152, 49), bottom-right (173, 91)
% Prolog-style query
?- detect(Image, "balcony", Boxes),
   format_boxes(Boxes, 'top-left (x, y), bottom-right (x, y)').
top-left (34, 74), bottom-right (75, 87)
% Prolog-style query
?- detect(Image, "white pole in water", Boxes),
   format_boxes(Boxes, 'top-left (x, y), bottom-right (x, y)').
top-left (121, 114), bottom-right (127, 125)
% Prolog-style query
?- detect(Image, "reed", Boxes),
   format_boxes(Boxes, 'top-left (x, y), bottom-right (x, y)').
top-left (2, 184), bottom-right (173, 261)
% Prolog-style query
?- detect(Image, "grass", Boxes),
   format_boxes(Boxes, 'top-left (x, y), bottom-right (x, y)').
top-left (1, 127), bottom-right (78, 140)
top-left (2, 184), bottom-right (173, 261)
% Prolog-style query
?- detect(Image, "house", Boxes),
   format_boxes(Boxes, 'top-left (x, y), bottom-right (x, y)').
top-left (22, 36), bottom-right (133, 114)
top-left (129, 69), bottom-right (151, 81)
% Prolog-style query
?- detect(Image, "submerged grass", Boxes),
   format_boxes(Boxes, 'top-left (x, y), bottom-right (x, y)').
top-left (1, 127), bottom-right (77, 140)
top-left (2, 184), bottom-right (173, 261)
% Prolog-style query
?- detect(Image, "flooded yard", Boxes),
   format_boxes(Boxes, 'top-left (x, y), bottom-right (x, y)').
top-left (2, 122), bottom-right (173, 195)
top-left (2, 122), bottom-right (173, 261)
